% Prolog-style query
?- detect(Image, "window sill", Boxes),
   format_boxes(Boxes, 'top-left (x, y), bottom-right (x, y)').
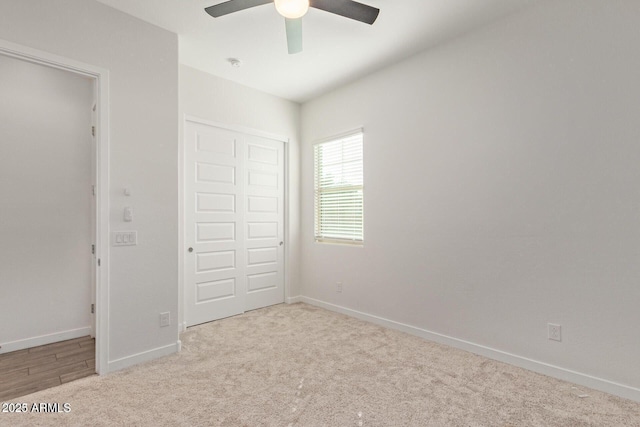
top-left (314, 238), bottom-right (364, 247)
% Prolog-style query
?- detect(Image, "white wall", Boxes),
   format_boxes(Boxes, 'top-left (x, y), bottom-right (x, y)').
top-left (179, 65), bottom-right (301, 326)
top-left (0, 55), bottom-right (93, 351)
top-left (0, 0), bottom-right (179, 369)
top-left (301, 0), bottom-right (640, 399)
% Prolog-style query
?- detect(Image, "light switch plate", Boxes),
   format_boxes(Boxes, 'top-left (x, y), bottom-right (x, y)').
top-left (112, 231), bottom-right (137, 246)
top-left (123, 206), bottom-right (133, 222)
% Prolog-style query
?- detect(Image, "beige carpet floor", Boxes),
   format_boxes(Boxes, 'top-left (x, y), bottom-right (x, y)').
top-left (1, 303), bottom-right (639, 426)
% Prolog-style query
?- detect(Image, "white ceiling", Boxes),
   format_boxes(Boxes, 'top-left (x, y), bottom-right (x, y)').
top-left (95, 0), bottom-right (536, 103)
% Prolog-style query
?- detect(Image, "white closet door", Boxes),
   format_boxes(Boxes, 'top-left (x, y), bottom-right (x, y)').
top-left (244, 135), bottom-right (285, 311)
top-left (185, 120), bottom-right (284, 326)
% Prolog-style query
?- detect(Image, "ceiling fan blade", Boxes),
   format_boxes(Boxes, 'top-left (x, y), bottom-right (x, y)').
top-left (309, 0), bottom-right (379, 25)
top-left (205, 0), bottom-right (273, 18)
top-left (285, 18), bottom-right (303, 54)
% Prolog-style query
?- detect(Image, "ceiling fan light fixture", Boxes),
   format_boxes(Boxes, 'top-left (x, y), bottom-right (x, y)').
top-left (274, 0), bottom-right (309, 19)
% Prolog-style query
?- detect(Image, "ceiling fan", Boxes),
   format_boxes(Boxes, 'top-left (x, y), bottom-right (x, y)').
top-left (205, 0), bottom-right (380, 54)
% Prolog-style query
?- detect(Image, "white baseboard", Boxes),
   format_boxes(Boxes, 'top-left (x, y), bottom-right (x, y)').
top-left (107, 341), bottom-right (179, 373)
top-left (286, 295), bottom-right (302, 304)
top-left (301, 296), bottom-right (640, 403)
top-left (0, 327), bottom-right (92, 354)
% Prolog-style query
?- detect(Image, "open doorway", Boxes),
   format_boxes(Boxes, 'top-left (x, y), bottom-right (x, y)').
top-left (0, 40), bottom-right (110, 391)
top-left (0, 53), bottom-right (95, 397)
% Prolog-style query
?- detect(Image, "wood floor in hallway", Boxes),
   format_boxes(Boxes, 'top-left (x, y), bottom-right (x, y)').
top-left (0, 336), bottom-right (95, 401)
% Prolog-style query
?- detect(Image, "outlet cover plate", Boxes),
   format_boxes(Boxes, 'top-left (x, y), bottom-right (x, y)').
top-left (160, 312), bottom-right (171, 327)
top-left (548, 323), bottom-right (562, 342)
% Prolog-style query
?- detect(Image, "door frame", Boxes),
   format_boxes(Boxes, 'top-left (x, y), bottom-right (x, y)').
top-left (179, 115), bottom-right (290, 331)
top-left (0, 39), bottom-right (110, 375)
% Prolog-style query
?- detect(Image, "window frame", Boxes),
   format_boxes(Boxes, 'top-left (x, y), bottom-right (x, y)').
top-left (313, 129), bottom-right (364, 246)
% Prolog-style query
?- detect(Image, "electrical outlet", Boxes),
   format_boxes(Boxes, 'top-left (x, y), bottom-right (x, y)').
top-left (336, 282), bottom-right (343, 293)
top-left (548, 323), bottom-right (562, 342)
top-left (160, 312), bottom-right (171, 327)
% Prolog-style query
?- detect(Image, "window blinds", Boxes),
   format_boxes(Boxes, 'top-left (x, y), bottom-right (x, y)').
top-left (314, 132), bottom-right (364, 244)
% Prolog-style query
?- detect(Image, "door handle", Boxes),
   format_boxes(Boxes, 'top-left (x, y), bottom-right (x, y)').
top-left (188, 247), bottom-right (193, 252)
top-left (279, 241), bottom-right (283, 246)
